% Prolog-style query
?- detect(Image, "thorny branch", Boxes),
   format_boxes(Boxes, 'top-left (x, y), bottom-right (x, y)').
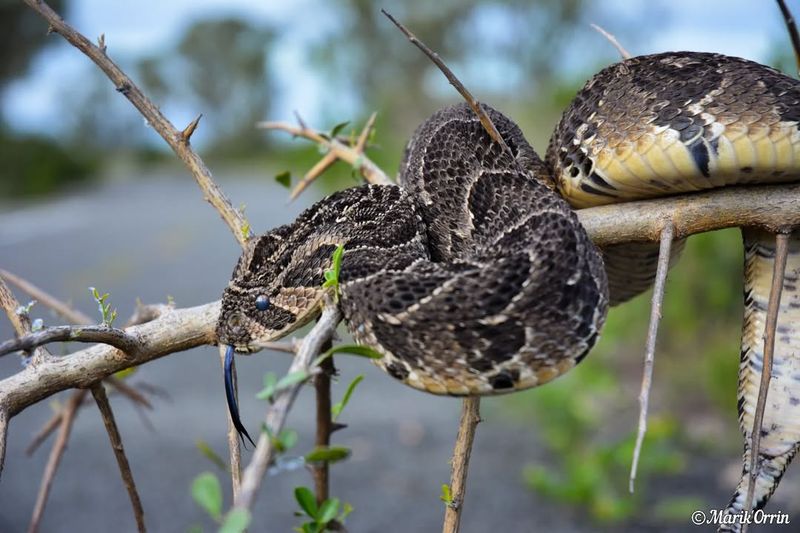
top-left (289, 112), bottom-right (379, 200)
top-left (381, 9), bottom-right (510, 155)
top-left (257, 117), bottom-right (391, 186)
top-left (312, 347), bottom-right (335, 505)
top-left (629, 222), bottom-right (674, 493)
top-left (0, 325), bottom-right (141, 359)
top-left (777, 0), bottom-right (800, 75)
top-left (21, 0), bottom-right (250, 247)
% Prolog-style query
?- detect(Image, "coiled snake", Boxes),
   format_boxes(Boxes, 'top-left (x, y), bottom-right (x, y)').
top-left (217, 52), bottom-right (800, 528)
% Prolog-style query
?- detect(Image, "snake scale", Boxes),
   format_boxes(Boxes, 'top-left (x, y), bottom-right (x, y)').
top-left (217, 52), bottom-right (800, 528)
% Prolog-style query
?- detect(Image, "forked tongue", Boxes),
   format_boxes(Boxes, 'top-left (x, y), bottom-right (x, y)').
top-left (224, 345), bottom-right (256, 447)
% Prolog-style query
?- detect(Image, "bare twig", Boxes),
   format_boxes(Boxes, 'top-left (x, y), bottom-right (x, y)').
top-left (90, 383), bottom-right (145, 533)
top-left (219, 345), bottom-right (242, 500)
top-left (106, 376), bottom-right (153, 410)
top-left (28, 389), bottom-right (85, 533)
top-left (777, 0), bottom-right (800, 76)
top-left (0, 274), bottom-right (49, 364)
top-left (235, 303), bottom-right (342, 512)
top-left (629, 221), bottom-right (674, 493)
top-left (0, 325), bottom-right (141, 358)
top-left (22, 0), bottom-right (250, 247)
top-left (742, 232), bottom-right (790, 520)
top-left (0, 269), bottom-right (92, 325)
top-left (443, 397), bottom-right (481, 533)
top-left (381, 9), bottom-right (510, 154)
top-left (590, 23), bottom-right (632, 60)
top-left (258, 120), bottom-right (390, 186)
top-left (0, 409), bottom-right (7, 477)
top-left (312, 349), bottom-right (335, 504)
top-left (26, 407), bottom-right (66, 456)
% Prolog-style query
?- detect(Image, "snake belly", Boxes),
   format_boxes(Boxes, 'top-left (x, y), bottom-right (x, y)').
top-left (547, 51), bottom-right (800, 527)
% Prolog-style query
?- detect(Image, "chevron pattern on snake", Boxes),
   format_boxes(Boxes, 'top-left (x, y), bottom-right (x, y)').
top-left (547, 51), bottom-right (800, 531)
top-left (217, 104), bottom-right (608, 416)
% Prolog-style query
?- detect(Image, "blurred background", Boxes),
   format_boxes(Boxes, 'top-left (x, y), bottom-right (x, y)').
top-left (1, 0), bottom-right (799, 531)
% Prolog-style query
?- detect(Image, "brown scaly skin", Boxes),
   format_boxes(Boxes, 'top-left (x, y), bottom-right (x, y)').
top-left (218, 103), bottom-right (608, 400)
top-left (548, 51), bottom-right (800, 529)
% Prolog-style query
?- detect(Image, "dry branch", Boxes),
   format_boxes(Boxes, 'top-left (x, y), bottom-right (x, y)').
top-left (312, 350), bottom-right (335, 504)
top-left (91, 383), bottom-right (146, 533)
top-left (0, 269), bottom-right (93, 325)
top-left (590, 23), bottom-right (632, 60)
top-left (219, 345), bottom-right (243, 501)
top-left (629, 222), bottom-right (674, 493)
top-left (778, 0), bottom-right (800, 75)
top-left (234, 304), bottom-right (342, 512)
top-left (381, 10), bottom-right (510, 155)
top-left (0, 325), bottom-right (140, 359)
top-left (0, 302), bottom-right (219, 418)
top-left (258, 119), bottom-right (390, 186)
top-left (576, 183), bottom-right (800, 245)
top-left (21, 0), bottom-right (250, 247)
top-left (442, 397), bottom-right (481, 533)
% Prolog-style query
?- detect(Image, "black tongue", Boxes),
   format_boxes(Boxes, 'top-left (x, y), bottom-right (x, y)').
top-left (224, 345), bottom-right (256, 447)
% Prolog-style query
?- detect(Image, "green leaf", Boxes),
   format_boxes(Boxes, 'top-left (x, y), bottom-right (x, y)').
top-left (329, 121), bottom-right (350, 139)
top-left (317, 498), bottom-right (340, 525)
top-left (275, 429), bottom-right (298, 453)
top-left (196, 440), bottom-right (227, 471)
top-left (113, 366), bottom-right (137, 380)
top-left (275, 171), bottom-right (291, 188)
top-left (304, 446), bottom-right (351, 464)
top-left (191, 472), bottom-right (223, 520)
top-left (255, 372), bottom-right (278, 400)
top-left (321, 244), bottom-right (345, 295)
top-left (321, 344), bottom-right (383, 361)
top-left (440, 484), bottom-right (452, 505)
top-left (331, 375), bottom-right (364, 422)
top-left (275, 370), bottom-right (310, 392)
top-left (219, 509), bottom-right (251, 533)
top-left (294, 486), bottom-right (318, 518)
top-left (339, 502), bottom-right (353, 522)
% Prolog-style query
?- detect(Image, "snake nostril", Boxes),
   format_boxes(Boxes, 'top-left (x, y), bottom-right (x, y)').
top-left (228, 313), bottom-right (246, 337)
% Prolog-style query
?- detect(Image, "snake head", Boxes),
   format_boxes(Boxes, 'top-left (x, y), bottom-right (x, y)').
top-left (216, 226), bottom-right (332, 353)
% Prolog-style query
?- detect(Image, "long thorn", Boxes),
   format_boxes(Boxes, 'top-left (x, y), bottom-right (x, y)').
top-left (777, 0), bottom-right (800, 76)
top-left (630, 221), bottom-right (674, 493)
top-left (590, 23), bottom-right (632, 60)
top-left (91, 383), bottom-right (146, 532)
top-left (743, 232), bottom-right (790, 521)
top-left (381, 9), bottom-right (510, 154)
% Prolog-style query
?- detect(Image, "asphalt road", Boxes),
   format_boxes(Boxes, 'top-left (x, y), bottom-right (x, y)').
top-left (0, 170), bottom-right (796, 532)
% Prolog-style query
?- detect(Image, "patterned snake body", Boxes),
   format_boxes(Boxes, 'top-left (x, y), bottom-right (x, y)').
top-left (218, 51), bottom-right (800, 527)
top-left (548, 52), bottom-right (800, 528)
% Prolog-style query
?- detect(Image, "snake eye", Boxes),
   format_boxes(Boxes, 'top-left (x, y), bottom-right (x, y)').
top-left (255, 294), bottom-right (270, 311)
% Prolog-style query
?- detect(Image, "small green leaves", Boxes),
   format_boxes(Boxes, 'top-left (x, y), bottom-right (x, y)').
top-left (220, 509), bottom-right (251, 533)
top-left (440, 484), bottom-right (453, 506)
top-left (275, 170), bottom-right (292, 188)
top-left (322, 244), bottom-right (345, 299)
top-left (295, 486), bottom-right (318, 517)
top-left (89, 286), bottom-right (117, 326)
top-left (329, 121), bottom-right (350, 139)
top-left (256, 370), bottom-right (310, 401)
top-left (113, 366), bottom-right (137, 380)
top-left (304, 446), bottom-right (351, 464)
top-left (331, 375), bottom-right (364, 422)
top-left (196, 440), bottom-right (228, 471)
top-left (191, 472), bottom-right (223, 520)
top-left (294, 486), bottom-right (352, 532)
top-left (15, 300), bottom-right (36, 316)
top-left (317, 344), bottom-right (383, 365)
